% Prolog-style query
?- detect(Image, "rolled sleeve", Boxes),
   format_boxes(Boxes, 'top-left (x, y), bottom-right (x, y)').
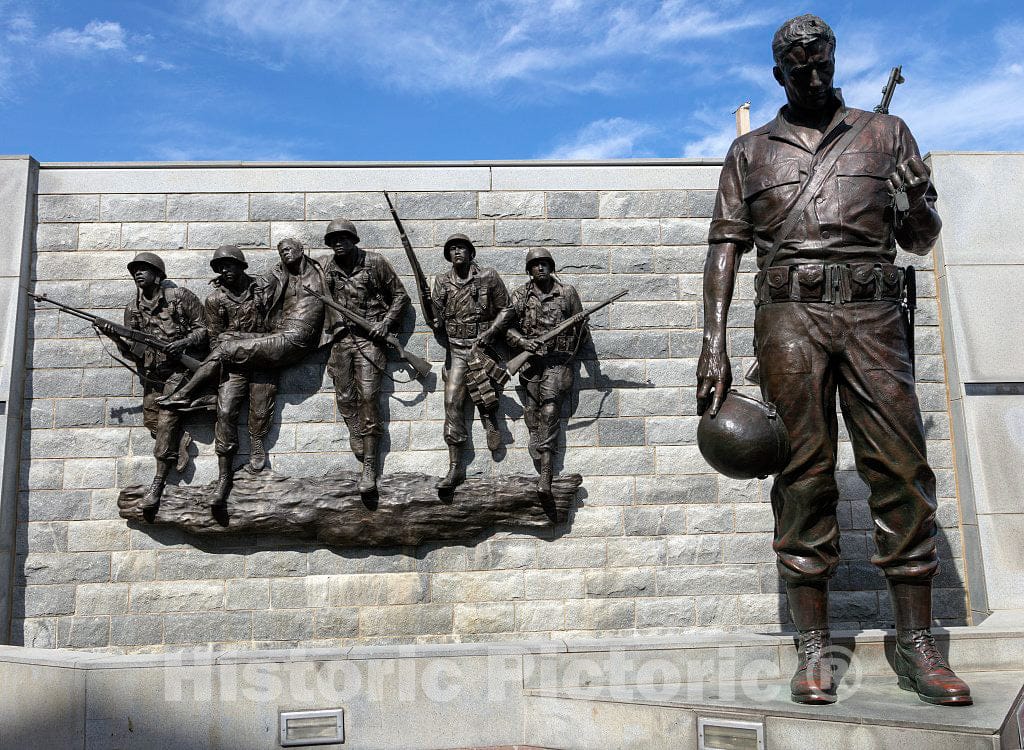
top-left (709, 139), bottom-right (755, 252)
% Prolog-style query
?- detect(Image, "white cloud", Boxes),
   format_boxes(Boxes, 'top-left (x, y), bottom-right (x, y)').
top-left (45, 20), bottom-right (127, 53)
top-left (543, 118), bottom-right (657, 159)
top-left (199, 0), bottom-right (776, 94)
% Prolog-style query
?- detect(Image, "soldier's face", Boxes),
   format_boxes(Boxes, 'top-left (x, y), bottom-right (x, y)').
top-left (774, 39), bottom-right (835, 111)
top-left (278, 242), bottom-right (304, 266)
top-left (132, 267), bottom-right (160, 290)
top-left (449, 244), bottom-right (471, 267)
top-left (528, 260), bottom-right (553, 283)
top-left (329, 235), bottom-right (358, 258)
top-left (215, 260), bottom-right (245, 285)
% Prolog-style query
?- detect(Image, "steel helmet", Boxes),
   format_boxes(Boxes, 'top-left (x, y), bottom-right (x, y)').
top-left (525, 247), bottom-right (555, 272)
top-left (324, 218), bottom-right (359, 245)
top-left (443, 233), bottom-right (476, 261)
top-left (127, 252), bottom-right (166, 278)
top-left (210, 245), bottom-right (248, 270)
top-left (697, 390), bottom-right (791, 480)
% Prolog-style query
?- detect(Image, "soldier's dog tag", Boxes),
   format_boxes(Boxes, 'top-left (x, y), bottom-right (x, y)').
top-left (893, 187), bottom-right (910, 213)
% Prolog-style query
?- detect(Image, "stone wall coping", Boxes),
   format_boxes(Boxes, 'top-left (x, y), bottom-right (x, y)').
top-left (4, 625), bottom-right (1022, 670)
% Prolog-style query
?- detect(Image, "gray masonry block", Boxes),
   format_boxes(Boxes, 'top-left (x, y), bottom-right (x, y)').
top-left (156, 550), bottom-right (245, 580)
top-left (16, 584), bottom-right (75, 617)
top-left (244, 550), bottom-right (310, 577)
top-left (252, 609), bottom-right (315, 641)
top-left (56, 615), bottom-right (110, 647)
top-left (329, 573), bottom-right (428, 606)
top-left (306, 192), bottom-right (388, 220)
top-left (661, 218), bottom-right (710, 245)
top-left (453, 602), bottom-right (516, 633)
top-left (19, 552), bottom-right (110, 585)
top-left (100, 194), bottom-right (166, 222)
top-left (635, 474), bottom-right (716, 504)
top-left (546, 191), bottom-right (599, 218)
top-left (585, 569), bottom-right (656, 598)
top-left (66, 520), bottom-right (128, 551)
top-left (248, 192), bottom-right (305, 221)
top-left (599, 191), bottom-right (690, 218)
top-left (468, 539), bottom-right (537, 570)
top-left (431, 571), bottom-right (525, 603)
top-left (313, 607), bottom-right (359, 638)
top-left (581, 219), bottom-right (660, 245)
top-left (525, 570), bottom-right (586, 599)
top-left (686, 505), bottom-right (735, 534)
top-left (164, 611), bottom-right (252, 643)
top-left (35, 223), bottom-right (79, 251)
top-left (358, 603), bottom-right (453, 636)
top-left (606, 538), bottom-right (667, 567)
top-left (396, 191), bottom-right (477, 219)
top-left (120, 222), bottom-right (187, 250)
top-left (515, 600), bottom-right (566, 631)
top-left (109, 614), bottom-right (163, 646)
top-left (597, 418), bottom-right (645, 446)
top-left (494, 219), bottom-right (581, 246)
top-left (565, 599), bottom-right (635, 630)
top-left (77, 223), bottom-right (121, 251)
top-left (128, 581), bottom-right (225, 613)
top-left (479, 191), bottom-right (544, 218)
top-left (37, 194), bottom-right (99, 222)
top-left (75, 582), bottom-right (129, 615)
top-left (167, 193), bottom-right (248, 221)
top-left (226, 578), bottom-right (271, 610)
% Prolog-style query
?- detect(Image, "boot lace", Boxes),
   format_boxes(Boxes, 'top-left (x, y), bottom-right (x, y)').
top-left (800, 629), bottom-right (829, 665)
top-left (909, 629), bottom-right (949, 670)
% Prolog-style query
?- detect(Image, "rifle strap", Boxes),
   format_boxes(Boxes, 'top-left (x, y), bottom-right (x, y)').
top-left (761, 110), bottom-right (876, 272)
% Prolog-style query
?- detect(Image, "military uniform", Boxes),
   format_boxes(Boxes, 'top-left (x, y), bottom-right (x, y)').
top-left (324, 249), bottom-right (408, 444)
top-left (204, 275), bottom-right (276, 460)
top-left (505, 279), bottom-right (587, 459)
top-left (710, 95), bottom-right (940, 587)
top-left (124, 285), bottom-right (206, 464)
top-left (432, 263), bottom-right (510, 447)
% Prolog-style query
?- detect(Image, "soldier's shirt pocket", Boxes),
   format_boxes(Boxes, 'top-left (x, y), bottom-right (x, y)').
top-left (836, 151), bottom-right (895, 221)
top-left (744, 160), bottom-right (802, 227)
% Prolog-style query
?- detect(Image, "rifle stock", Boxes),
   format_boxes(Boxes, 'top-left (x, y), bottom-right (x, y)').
top-left (30, 292), bottom-right (202, 372)
top-left (302, 285), bottom-right (432, 379)
top-left (385, 191), bottom-right (436, 330)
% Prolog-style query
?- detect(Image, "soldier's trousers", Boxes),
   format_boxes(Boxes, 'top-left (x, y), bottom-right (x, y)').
top-left (519, 357), bottom-right (574, 455)
top-left (328, 335), bottom-right (386, 438)
top-left (215, 369), bottom-right (277, 456)
top-left (443, 343), bottom-right (496, 446)
top-left (755, 300), bottom-right (938, 585)
top-left (142, 372), bottom-right (186, 463)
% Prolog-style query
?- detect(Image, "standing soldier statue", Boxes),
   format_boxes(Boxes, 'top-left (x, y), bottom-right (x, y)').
top-left (202, 245), bottom-right (277, 507)
top-left (97, 252), bottom-right (207, 510)
top-left (501, 249), bottom-right (589, 496)
top-left (697, 14), bottom-right (971, 705)
top-left (159, 238), bottom-right (329, 490)
top-left (430, 234), bottom-right (510, 490)
top-left (323, 219), bottom-right (409, 494)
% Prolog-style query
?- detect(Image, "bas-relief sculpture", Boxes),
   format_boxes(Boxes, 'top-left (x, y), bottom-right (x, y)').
top-left (696, 14), bottom-right (971, 706)
top-left (32, 202), bottom-right (615, 545)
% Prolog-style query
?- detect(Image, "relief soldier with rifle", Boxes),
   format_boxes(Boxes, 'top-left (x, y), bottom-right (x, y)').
top-left (95, 252), bottom-right (206, 510)
top-left (428, 233), bottom-right (511, 490)
top-left (697, 14), bottom-right (971, 706)
top-left (322, 218), bottom-right (410, 494)
top-left (497, 249), bottom-right (591, 496)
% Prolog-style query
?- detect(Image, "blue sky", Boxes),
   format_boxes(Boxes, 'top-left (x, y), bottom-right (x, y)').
top-left (2, 0), bottom-right (1022, 162)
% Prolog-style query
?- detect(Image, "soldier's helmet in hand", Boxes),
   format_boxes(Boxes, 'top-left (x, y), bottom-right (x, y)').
top-left (697, 391), bottom-right (791, 479)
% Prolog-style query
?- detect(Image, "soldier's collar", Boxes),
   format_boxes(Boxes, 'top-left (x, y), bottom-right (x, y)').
top-left (136, 284), bottom-right (167, 311)
top-left (329, 248), bottom-right (365, 275)
top-left (769, 89), bottom-right (850, 152)
top-left (530, 278), bottom-right (562, 298)
top-left (448, 262), bottom-right (480, 283)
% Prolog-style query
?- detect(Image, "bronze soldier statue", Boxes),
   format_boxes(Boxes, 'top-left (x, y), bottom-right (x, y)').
top-left (159, 238), bottom-right (329, 486)
top-left (97, 252), bottom-right (206, 509)
top-left (202, 245), bottom-right (277, 506)
top-left (697, 14), bottom-right (971, 706)
top-left (430, 234), bottom-right (510, 490)
top-left (501, 248), bottom-right (588, 496)
top-left (323, 219), bottom-right (409, 493)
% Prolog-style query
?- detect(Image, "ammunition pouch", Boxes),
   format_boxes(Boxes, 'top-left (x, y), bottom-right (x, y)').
top-left (755, 262), bottom-right (907, 306)
top-left (446, 321), bottom-right (482, 339)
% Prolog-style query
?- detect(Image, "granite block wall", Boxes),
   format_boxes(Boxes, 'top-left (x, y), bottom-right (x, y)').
top-left (11, 162), bottom-right (967, 651)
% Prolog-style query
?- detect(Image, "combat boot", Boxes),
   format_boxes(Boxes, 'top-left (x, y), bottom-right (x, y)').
top-left (787, 582), bottom-right (835, 704)
top-left (247, 435), bottom-right (267, 473)
top-left (211, 455), bottom-right (233, 509)
top-left (483, 414), bottom-right (502, 452)
top-left (140, 460), bottom-right (171, 511)
top-left (537, 452), bottom-right (553, 496)
top-left (891, 582), bottom-right (972, 705)
top-left (359, 436), bottom-right (377, 494)
top-left (437, 446), bottom-right (465, 490)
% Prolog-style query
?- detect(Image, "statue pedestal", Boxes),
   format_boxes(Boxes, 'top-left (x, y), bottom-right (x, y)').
top-left (118, 470), bottom-right (580, 547)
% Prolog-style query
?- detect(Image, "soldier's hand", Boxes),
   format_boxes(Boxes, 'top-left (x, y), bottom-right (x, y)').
top-left (165, 338), bottom-right (189, 355)
top-left (522, 339), bottom-right (542, 354)
top-left (369, 321), bottom-right (389, 341)
top-left (696, 345), bottom-right (732, 417)
top-left (886, 156), bottom-right (931, 205)
top-left (93, 321), bottom-right (117, 337)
